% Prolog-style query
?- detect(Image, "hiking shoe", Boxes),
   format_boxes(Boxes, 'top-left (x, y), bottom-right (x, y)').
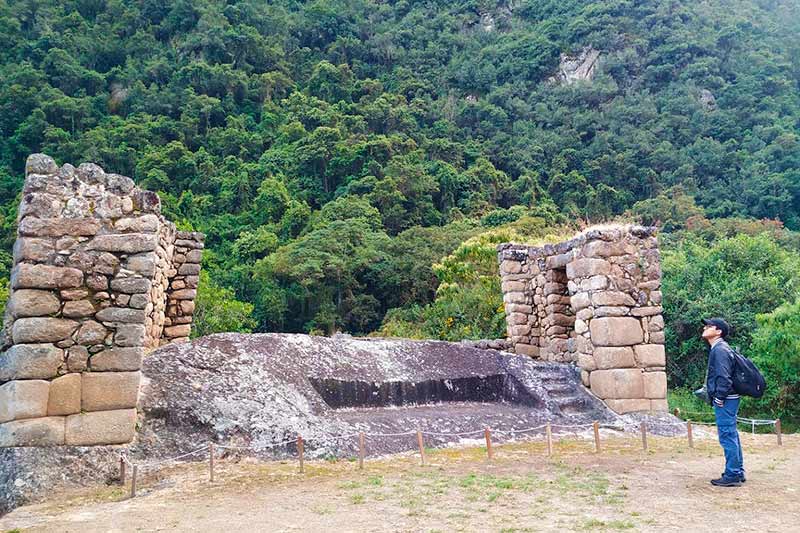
top-left (720, 473), bottom-right (746, 482)
top-left (710, 476), bottom-right (741, 487)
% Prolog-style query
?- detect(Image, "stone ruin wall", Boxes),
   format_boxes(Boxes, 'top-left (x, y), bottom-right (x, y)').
top-left (498, 225), bottom-right (667, 414)
top-left (0, 154), bottom-right (204, 447)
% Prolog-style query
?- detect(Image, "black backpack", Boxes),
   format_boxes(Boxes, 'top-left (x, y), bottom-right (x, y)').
top-left (731, 348), bottom-right (766, 398)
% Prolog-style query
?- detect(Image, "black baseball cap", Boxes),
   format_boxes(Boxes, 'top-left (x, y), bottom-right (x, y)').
top-left (702, 317), bottom-right (730, 338)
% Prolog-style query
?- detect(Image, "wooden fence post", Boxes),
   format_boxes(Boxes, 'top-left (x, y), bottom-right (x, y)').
top-left (297, 435), bottom-right (304, 473)
top-left (687, 421), bottom-right (694, 449)
top-left (358, 432), bottom-right (365, 470)
top-left (119, 455), bottom-right (126, 486)
top-left (640, 421), bottom-right (648, 452)
top-left (209, 442), bottom-right (215, 482)
top-left (775, 419), bottom-right (782, 446)
top-left (416, 430), bottom-right (425, 466)
top-left (130, 465), bottom-right (138, 499)
top-left (593, 421), bottom-right (601, 453)
top-left (485, 428), bottom-right (493, 460)
top-left (545, 423), bottom-right (553, 457)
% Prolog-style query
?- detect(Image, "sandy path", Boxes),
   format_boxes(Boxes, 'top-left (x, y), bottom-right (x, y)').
top-left (2, 432), bottom-right (797, 532)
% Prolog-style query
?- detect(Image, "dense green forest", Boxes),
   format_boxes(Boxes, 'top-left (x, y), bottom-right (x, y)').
top-left (0, 1), bottom-right (798, 417)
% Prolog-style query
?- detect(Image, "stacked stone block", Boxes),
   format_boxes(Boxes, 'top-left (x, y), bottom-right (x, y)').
top-left (498, 226), bottom-right (666, 414)
top-left (0, 154), bottom-right (204, 447)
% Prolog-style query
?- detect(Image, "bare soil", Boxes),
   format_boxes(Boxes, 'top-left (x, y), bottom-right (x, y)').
top-left (2, 431), bottom-right (797, 532)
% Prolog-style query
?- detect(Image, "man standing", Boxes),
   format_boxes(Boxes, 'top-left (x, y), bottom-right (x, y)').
top-left (702, 317), bottom-right (745, 487)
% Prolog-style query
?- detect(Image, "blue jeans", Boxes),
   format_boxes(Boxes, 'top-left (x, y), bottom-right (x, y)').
top-left (714, 398), bottom-right (744, 479)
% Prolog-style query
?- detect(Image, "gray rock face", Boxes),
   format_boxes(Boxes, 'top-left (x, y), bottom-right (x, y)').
top-left (551, 47), bottom-right (601, 84)
top-left (136, 333), bottom-right (618, 461)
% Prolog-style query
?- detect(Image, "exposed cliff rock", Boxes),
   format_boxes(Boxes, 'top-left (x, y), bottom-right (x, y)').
top-left (551, 48), bottom-right (601, 84)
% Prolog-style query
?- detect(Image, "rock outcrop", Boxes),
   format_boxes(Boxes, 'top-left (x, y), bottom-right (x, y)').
top-left (134, 334), bottom-right (618, 460)
top-left (551, 47), bottom-right (601, 84)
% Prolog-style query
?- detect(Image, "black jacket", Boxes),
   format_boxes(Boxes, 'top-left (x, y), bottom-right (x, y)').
top-left (706, 339), bottom-right (738, 403)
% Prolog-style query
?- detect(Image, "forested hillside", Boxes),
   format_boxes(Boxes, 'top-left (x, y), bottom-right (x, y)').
top-left (0, 0), bottom-right (799, 409)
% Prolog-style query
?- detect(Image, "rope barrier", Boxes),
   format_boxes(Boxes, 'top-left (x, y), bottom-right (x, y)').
top-left (117, 412), bottom-right (785, 495)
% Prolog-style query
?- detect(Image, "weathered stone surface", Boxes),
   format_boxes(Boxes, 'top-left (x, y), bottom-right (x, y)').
top-left (62, 300), bottom-right (96, 318)
top-left (128, 293), bottom-right (149, 309)
top-left (90, 347), bottom-right (144, 372)
top-left (163, 324), bottom-right (191, 337)
top-left (592, 306), bottom-right (630, 317)
top-left (604, 398), bottom-right (651, 414)
top-left (0, 417), bottom-right (65, 446)
top-left (125, 253), bottom-right (157, 277)
top-left (11, 264), bottom-right (83, 290)
top-left (590, 369), bottom-right (644, 399)
top-left (178, 263), bottom-right (201, 276)
top-left (185, 249), bottom-right (203, 263)
top-left (95, 307), bottom-right (146, 323)
top-left (113, 214), bottom-right (160, 233)
top-left (591, 291), bottom-right (636, 307)
top-left (643, 371), bottom-right (667, 399)
top-left (18, 217), bottom-right (100, 237)
top-left (86, 274), bottom-right (109, 291)
top-left (566, 258), bottom-right (611, 279)
top-left (87, 233), bottom-right (158, 253)
top-left (8, 289), bottom-right (60, 318)
top-left (648, 315), bottom-right (665, 332)
top-left (60, 288), bottom-right (89, 300)
top-left (76, 162), bottom-right (106, 185)
top-left (649, 331), bottom-right (665, 344)
top-left (514, 344), bottom-right (539, 357)
top-left (110, 277), bottom-right (151, 294)
top-left (582, 240), bottom-right (630, 258)
top-left (589, 317), bottom-right (643, 346)
top-left (570, 292), bottom-right (591, 310)
top-left (0, 344), bottom-right (63, 381)
top-left (500, 261), bottom-right (522, 274)
top-left (171, 288), bottom-right (197, 300)
top-left (114, 324), bottom-right (146, 347)
top-left (66, 345), bottom-right (90, 372)
top-left (0, 380), bottom-right (50, 422)
top-left (25, 153), bottom-right (58, 175)
top-left (13, 237), bottom-right (54, 263)
top-left (47, 374), bottom-right (81, 416)
top-left (74, 320), bottom-right (108, 345)
top-left (12, 318), bottom-right (79, 344)
top-left (19, 192), bottom-right (64, 219)
top-left (133, 189), bottom-right (161, 213)
top-left (94, 253), bottom-right (119, 275)
top-left (593, 347), bottom-right (636, 370)
top-left (634, 344), bottom-right (666, 367)
top-left (81, 371), bottom-right (140, 411)
top-left (631, 306), bottom-right (663, 317)
top-left (106, 173), bottom-right (135, 194)
top-left (65, 408), bottom-right (136, 445)
top-left (577, 353), bottom-right (596, 371)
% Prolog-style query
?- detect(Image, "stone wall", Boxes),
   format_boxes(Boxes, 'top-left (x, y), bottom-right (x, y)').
top-left (498, 225), bottom-right (666, 414)
top-left (0, 154), bottom-right (204, 447)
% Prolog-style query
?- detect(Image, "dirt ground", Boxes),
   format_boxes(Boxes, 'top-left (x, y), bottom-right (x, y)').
top-left (1, 430), bottom-right (797, 532)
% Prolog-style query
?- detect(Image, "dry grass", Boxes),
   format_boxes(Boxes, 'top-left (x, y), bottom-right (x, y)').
top-left (1, 432), bottom-right (797, 532)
